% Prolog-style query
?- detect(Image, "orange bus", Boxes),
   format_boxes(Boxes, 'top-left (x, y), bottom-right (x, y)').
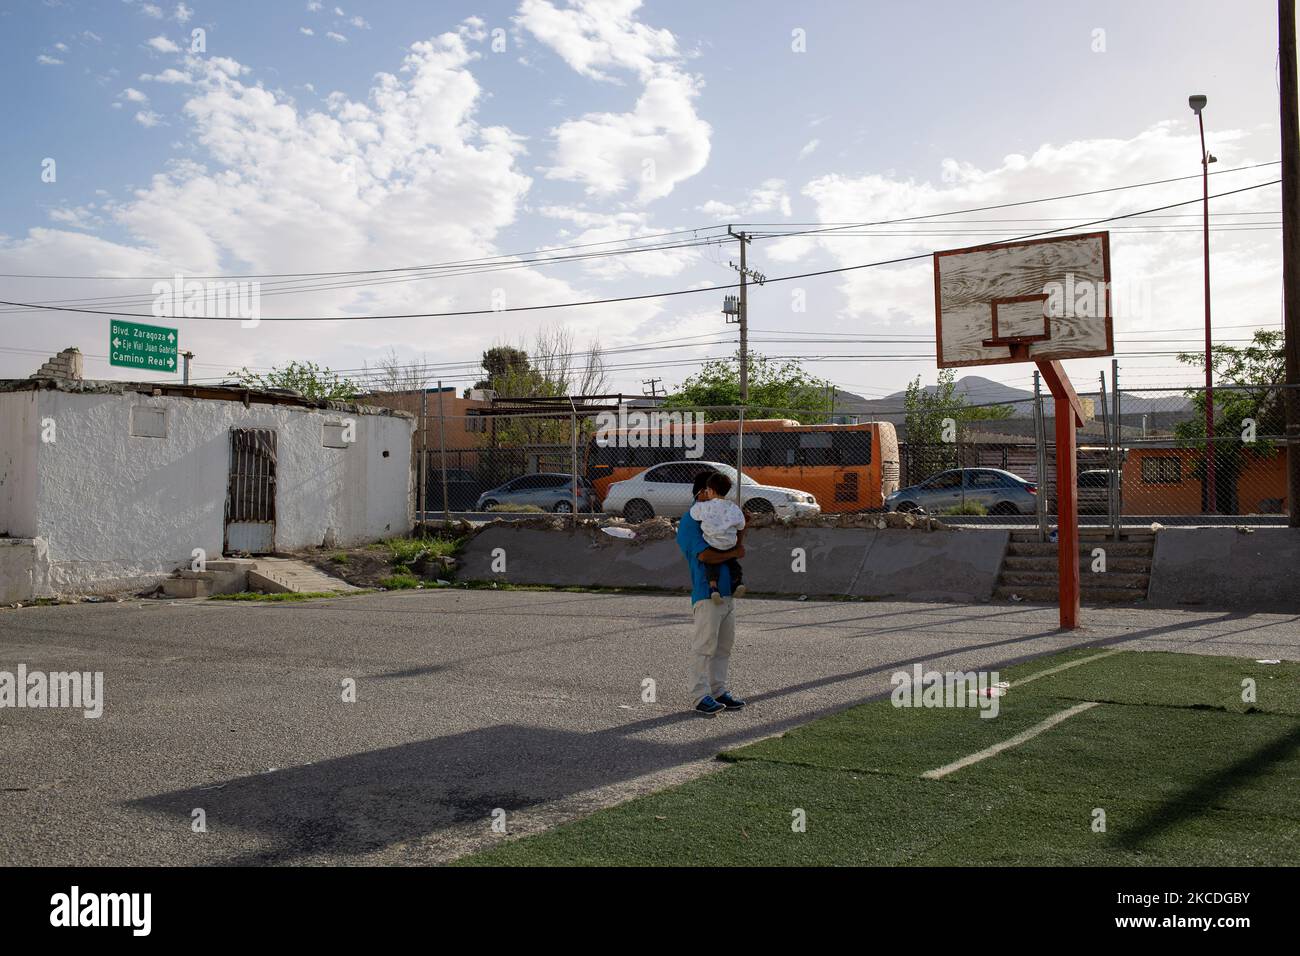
top-left (586, 419), bottom-right (900, 514)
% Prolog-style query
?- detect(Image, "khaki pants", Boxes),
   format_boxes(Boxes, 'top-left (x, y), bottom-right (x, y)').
top-left (689, 597), bottom-right (735, 705)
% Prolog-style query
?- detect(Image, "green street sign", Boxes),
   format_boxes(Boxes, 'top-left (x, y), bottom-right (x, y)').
top-left (110, 320), bottom-right (178, 372)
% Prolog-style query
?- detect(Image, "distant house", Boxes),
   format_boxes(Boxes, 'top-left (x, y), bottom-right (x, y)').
top-left (1122, 444), bottom-right (1287, 515)
top-left (0, 350), bottom-right (413, 602)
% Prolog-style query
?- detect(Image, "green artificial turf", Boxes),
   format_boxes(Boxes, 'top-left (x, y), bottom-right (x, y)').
top-left (457, 648), bottom-right (1300, 867)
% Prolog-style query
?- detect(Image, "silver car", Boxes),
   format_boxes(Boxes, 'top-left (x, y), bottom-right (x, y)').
top-left (602, 461), bottom-right (820, 523)
top-left (885, 468), bottom-right (1037, 516)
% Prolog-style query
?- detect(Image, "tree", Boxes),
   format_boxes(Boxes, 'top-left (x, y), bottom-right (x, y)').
top-left (365, 347), bottom-right (431, 394)
top-left (661, 351), bottom-right (833, 423)
top-left (903, 369), bottom-right (1013, 444)
top-left (468, 328), bottom-right (610, 449)
top-left (227, 361), bottom-right (360, 401)
top-left (471, 346), bottom-right (532, 394)
top-left (1174, 329), bottom-right (1285, 511)
top-left (469, 328), bottom-right (608, 400)
top-left (903, 370), bottom-right (1014, 480)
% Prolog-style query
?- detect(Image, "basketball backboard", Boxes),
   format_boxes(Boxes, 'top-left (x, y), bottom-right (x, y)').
top-left (933, 231), bottom-right (1112, 368)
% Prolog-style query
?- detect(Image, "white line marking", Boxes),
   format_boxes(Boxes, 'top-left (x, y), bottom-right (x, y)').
top-left (1009, 649), bottom-right (1122, 688)
top-left (921, 702), bottom-right (1100, 780)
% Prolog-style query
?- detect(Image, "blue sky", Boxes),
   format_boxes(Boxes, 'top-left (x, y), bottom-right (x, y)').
top-left (0, 0), bottom-right (1290, 400)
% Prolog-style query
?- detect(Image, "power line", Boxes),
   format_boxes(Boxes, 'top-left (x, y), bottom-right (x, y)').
top-left (0, 179), bottom-right (1280, 322)
top-left (734, 160), bottom-right (1282, 242)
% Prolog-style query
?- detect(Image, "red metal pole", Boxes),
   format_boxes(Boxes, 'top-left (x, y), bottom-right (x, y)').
top-left (1036, 360), bottom-right (1082, 630)
top-left (1054, 395), bottom-right (1080, 629)
top-left (1199, 110), bottom-right (1217, 512)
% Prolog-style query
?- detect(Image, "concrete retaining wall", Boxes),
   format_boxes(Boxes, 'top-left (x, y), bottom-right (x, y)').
top-left (1148, 527), bottom-right (1300, 612)
top-left (458, 525), bottom-right (1009, 603)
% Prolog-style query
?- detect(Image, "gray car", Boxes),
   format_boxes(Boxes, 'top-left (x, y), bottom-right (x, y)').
top-left (885, 468), bottom-right (1038, 516)
top-left (475, 473), bottom-right (599, 513)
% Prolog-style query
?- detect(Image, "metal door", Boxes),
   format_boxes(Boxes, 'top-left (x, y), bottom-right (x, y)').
top-left (225, 428), bottom-right (277, 553)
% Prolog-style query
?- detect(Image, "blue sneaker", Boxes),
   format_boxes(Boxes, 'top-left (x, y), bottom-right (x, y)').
top-left (716, 691), bottom-right (746, 710)
top-left (694, 695), bottom-right (725, 716)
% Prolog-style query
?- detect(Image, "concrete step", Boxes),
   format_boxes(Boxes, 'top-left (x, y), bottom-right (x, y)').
top-left (162, 577), bottom-right (213, 598)
top-left (1007, 542), bottom-right (1153, 557)
top-left (1009, 531), bottom-right (1155, 542)
top-left (995, 585), bottom-right (1149, 604)
top-left (246, 558), bottom-right (360, 594)
top-left (1002, 555), bottom-right (1152, 572)
top-left (206, 558), bottom-right (259, 574)
top-left (175, 567), bottom-right (246, 595)
top-left (999, 570), bottom-right (1150, 589)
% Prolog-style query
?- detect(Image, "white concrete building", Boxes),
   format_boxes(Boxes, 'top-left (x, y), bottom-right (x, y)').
top-left (1, 355), bottom-right (413, 602)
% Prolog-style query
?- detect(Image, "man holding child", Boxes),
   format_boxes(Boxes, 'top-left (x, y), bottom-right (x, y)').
top-left (676, 470), bottom-right (748, 717)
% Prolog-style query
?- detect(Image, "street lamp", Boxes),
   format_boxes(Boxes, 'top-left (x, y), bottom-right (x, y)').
top-left (1189, 93), bottom-right (1217, 512)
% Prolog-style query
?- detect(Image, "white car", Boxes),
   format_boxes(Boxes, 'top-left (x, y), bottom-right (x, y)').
top-left (602, 461), bottom-right (820, 523)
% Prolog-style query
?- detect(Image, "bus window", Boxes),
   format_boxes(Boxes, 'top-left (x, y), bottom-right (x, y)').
top-left (833, 431), bottom-right (872, 465)
top-left (797, 432), bottom-right (837, 466)
top-left (731, 433), bottom-right (768, 466)
top-left (703, 433), bottom-right (731, 462)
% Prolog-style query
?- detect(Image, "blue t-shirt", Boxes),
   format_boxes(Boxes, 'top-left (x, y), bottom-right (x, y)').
top-left (677, 510), bottom-right (732, 604)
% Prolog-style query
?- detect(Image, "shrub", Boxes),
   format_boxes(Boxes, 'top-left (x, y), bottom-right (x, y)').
top-left (940, 501), bottom-right (988, 516)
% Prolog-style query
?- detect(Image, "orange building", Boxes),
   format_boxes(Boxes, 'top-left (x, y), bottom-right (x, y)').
top-left (1122, 445), bottom-right (1287, 515)
top-left (360, 386), bottom-right (491, 453)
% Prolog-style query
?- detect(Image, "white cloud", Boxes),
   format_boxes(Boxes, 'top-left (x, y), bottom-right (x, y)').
top-left (793, 120), bottom-right (1277, 351)
top-left (300, 27), bottom-right (314, 36)
top-left (36, 55), bottom-right (63, 66)
top-left (121, 87), bottom-right (149, 102)
top-left (517, 0), bottom-right (677, 83)
top-left (140, 68), bottom-right (193, 83)
top-left (307, 1), bottom-right (322, 10)
top-left (0, 33), bottom-right (661, 379)
top-left (350, 16), bottom-right (369, 29)
top-left (747, 179), bottom-right (792, 217)
top-left (798, 138), bottom-right (819, 160)
top-left (460, 15), bottom-right (487, 42)
top-left (522, 1), bottom-right (709, 204)
top-left (544, 68), bottom-right (710, 203)
top-left (134, 110), bottom-right (163, 127)
top-left (54, 42), bottom-right (69, 52)
top-left (48, 205), bottom-right (101, 230)
top-left (697, 180), bottom-right (791, 221)
top-left (174, 3), bottom-right (193, 23)
top-left (141, 3), bottom-right (165, 19)
top-left (83, 30), bottom-right (103, 42)
top-left (698, 199), bottom-right (737, 219)
top-left (326, 31), bottom-right (347, 43)
top-left (146, 35), bottom-right (181, 53)
top-left (539, 206), bottom-right (698, 278)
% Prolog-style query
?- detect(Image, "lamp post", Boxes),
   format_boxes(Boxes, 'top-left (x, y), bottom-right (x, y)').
top-left (1189, 94), bottom-right (1217, 513)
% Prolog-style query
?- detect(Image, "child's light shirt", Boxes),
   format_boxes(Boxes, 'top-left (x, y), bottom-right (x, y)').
top-left (689, 497), bottom-right (746, 550)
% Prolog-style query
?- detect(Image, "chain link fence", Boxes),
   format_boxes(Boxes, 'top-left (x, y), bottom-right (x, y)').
top-left (376, 380), bottom-right (1294, 529)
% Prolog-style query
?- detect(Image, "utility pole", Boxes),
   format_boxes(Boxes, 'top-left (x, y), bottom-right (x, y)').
top-left (641, 377), bottom-right (664, 398)
top-left (1189, 93), bottom-right (1217, 512)
top-left (726, 227), bottom-right (766, 405)
top-left (180, 350), bottom-right (193, 385)
top-left (1280, 0), bottom-right (1300, 527)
